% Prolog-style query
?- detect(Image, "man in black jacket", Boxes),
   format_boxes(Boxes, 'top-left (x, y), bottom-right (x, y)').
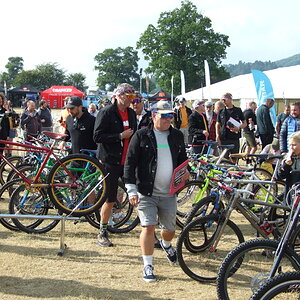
top-left (124, 100), bottom-right (189, 282)
top-left (94, 83), bottom-right (137, 247)
top-left (61, 96), bottom-right (97, 154)
top-left (38, 100), bottom-right (53, 132)
top-left (256, 98), bottom-right (275, 149)
top-left (216, 93), bottom-right (247, 160)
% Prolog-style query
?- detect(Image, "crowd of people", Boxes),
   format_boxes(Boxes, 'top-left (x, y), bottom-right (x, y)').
top-left (0, 86), bottom-right (300, 283)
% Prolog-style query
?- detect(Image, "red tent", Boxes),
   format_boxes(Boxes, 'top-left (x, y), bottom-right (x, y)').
top-left (40, 86), bottom-right (84, 108)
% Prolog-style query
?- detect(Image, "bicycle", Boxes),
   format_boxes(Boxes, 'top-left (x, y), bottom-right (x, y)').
top-left (0, 131), bottom-right (109, 221)
top-left (250, 271), bottom-right (300, 299)
top-left (217, 181), bottom-right (300, 299)
top-left (176, 172), bottom-right (291, 283)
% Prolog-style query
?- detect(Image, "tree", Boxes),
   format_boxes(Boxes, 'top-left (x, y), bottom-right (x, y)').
top-left (137, 0), bottom-right (230, 95)
top-left (65, 73), bottom-right (88, 92)
top-left (14, 63), bottom-right (66, 90)
top-left (0, 56), bottom-right (24, 88)
top-left (94, 47), bottom-right (140, 91)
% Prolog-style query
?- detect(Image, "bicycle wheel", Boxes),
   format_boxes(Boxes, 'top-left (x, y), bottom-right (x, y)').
top-left (216, 239), bottom-right (300, 300)
top-left (9, 184), bottom-right (61, 234)
top-left (250, 271), bottom-right (300, 300)
top-left (7, 164), bottom-right (36, 182)
top-left (85, 180), bottom-right (140, 233)
top-left (47, 154), bottom-right (109, 216)
top-left (176, 214), bottom-right (244, 282)
top-left (175, 180), bottom-right (208, 228)
top-left (0, 179), bottom-right (25, 231)
top-left (0, 155), bottom-right (22, 185)
top-left (183, 194), bottom-right (224, 227)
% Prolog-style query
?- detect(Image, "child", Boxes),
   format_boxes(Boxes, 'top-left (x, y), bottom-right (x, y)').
top-left (260, 138), bottom-right (281, 175)
top-left (277, 131), bottom-right (300, 192)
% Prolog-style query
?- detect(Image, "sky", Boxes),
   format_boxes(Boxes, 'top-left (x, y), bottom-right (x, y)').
top-left (2, 0), bottom-right (300, 90)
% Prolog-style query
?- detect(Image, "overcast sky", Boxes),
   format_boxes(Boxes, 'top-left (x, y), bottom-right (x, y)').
top-left (2, 0), bottom-right (299, 90)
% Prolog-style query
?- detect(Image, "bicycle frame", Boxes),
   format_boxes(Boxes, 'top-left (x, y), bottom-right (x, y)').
top-left (0, 139), bottom-right (78, 186)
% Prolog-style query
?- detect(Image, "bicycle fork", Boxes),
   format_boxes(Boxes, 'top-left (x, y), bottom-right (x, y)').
top-left (209, 193), bottom-right (238, 252)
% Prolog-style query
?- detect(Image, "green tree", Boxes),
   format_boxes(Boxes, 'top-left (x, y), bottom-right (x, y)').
top-left (65, 73), bottom-right (88, 92)
top-left (137, 0), bottom-right (230, 95)
top-left (0, 56), bottom-right (24, 88)
top-left (94, 46), bottom-right (140, 91)
top-left (14, 63), bottom-right (66, 91)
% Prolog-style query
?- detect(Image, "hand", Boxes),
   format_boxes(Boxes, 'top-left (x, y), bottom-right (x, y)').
top-left (129, 195), bottom-right (139, 207)
top-left (203, 130), bottom-right (209, 137)
top-left (216, 137), bottom-right (221, 146)
top-left (229, 126), bottom-right (239, 133)
top-left (121, 128), bottom-right (134, 139)
top-left (41, 119), bottom-right (45, 123)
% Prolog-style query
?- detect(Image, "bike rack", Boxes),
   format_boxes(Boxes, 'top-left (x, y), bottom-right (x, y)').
top-left (0, 214), bottom-right (80, 256)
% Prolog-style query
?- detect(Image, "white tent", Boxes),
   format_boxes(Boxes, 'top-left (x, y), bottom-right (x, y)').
top-left (182, 65), bottom-right (300, 101)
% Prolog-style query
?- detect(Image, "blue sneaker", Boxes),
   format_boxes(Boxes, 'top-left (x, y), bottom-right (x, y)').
top-left (160, 241), bottom-right (177, 265)
top-left (143, 265), bottom-right (156, 282)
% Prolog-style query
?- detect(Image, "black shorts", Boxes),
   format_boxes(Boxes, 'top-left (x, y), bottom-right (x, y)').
top-left (104, 163), bottom-right (124, 203)
top-left (220, 139), bottom-right (240, 158)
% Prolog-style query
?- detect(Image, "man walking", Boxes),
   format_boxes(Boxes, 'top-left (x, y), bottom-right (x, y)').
top-left (215, 93), bottom-right (246, 159)
top-left (124, 100), bottom-right (189, 282)
top-left (94, 83), bottom-right (137, 247)
top-left (256, 98), bottom-right (275, 149)
top-left (243, 101), bottom-right (257, 160)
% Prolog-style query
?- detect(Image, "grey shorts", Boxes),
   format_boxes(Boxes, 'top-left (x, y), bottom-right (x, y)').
top-left (243, 131), bottom-right (256, 148)
top-left (137, 194), bottom-right (177, 232)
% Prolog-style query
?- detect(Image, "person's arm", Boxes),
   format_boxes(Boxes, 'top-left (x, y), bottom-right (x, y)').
top-left (279, 119), bottom-right (288, 153)
top-left (215, 121), bottom-right (221, 145)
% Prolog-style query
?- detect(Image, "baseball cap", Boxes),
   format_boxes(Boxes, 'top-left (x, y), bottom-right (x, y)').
top-left (178, 97), bottom-right (186, 103)
top-left (65, 96), bottom-right (83, 108)
top-left (192, 100), bottom-right (205, 109)
top-left (151, 100), bottom-right (174, 114)
top-left (204, 101), bottom-right (213, 107)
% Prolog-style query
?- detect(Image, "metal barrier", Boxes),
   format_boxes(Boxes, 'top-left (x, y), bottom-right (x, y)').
top-left (0, 214), bottom-right (80, 256)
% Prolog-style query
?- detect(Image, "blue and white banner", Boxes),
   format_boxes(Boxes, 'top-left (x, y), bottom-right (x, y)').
top-left (251, 69), bottom-right (276, 126)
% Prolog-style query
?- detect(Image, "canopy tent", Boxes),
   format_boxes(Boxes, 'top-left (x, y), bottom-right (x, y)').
top-left (40, 86), bottom-right (84, 108)
top-left (181, 65), bottom-right (300, 102)
top-left (147, 91), bottom-right (171, 101)
top-left (8, 84), bottom-right (39, 107)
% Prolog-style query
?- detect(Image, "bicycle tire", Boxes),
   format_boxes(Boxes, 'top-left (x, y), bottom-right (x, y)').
top-left (183, 194), bottom-right (224, 227)
top-left (176, 214), bottom-right (244, 282)
top-left (175, 180), bottom-right (208, 228)
top-left (0, 155), bottom-right (22, 185)
top-left (6, 163), bottom-right (36, 183)
top-left (47, 154), bottom-right (109, 216)
top-left (85, 180), bottom-right (140, 233)
top-left (250, 271), bottom-right (300, 300)
top-left (9, 184), bottom-right (61, 234)
top-left (0, 178), bottom-right (28, 231)
top-left (216, 239), bottom-right (300, 300)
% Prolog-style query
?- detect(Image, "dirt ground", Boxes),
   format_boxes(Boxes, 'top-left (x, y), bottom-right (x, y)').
top-left (0, 211), bottom-right (259, 300)
top-left (0, 222), bottom-right (213, 300)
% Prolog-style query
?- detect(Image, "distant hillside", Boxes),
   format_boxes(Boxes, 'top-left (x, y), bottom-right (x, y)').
top-left (224, 53), bottom-right (300, 77)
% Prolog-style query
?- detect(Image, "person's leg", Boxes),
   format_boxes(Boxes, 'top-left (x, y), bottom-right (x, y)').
top-left (138, 195), bottom-right (158, 282)
top-left (157, 196), bottom-right (178, 264)
top-left (97, 164), bottom-right (123, 247)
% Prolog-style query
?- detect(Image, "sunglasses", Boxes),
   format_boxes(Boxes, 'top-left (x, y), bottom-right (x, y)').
top-left (125, 93), bottom-right (137, 101)
top-left (132, 98), bottom-right (142, 104)
top-left (158, 113), bottom-right (174, 119)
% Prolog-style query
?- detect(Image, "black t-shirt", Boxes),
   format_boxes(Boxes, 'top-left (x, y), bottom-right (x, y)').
top-left (65, 109), bottom-right (97, 154)
top-left (243, 108), bottom-right (256, 132)
top-left (217, 106), bottom-right (245, 140)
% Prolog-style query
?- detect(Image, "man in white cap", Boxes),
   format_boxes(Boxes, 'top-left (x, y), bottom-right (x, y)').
top-left (124, 100), bottom-right (189, 282)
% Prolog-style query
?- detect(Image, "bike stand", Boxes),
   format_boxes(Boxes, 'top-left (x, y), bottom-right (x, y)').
top-left (0, 214), bottom-right (80, 256)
